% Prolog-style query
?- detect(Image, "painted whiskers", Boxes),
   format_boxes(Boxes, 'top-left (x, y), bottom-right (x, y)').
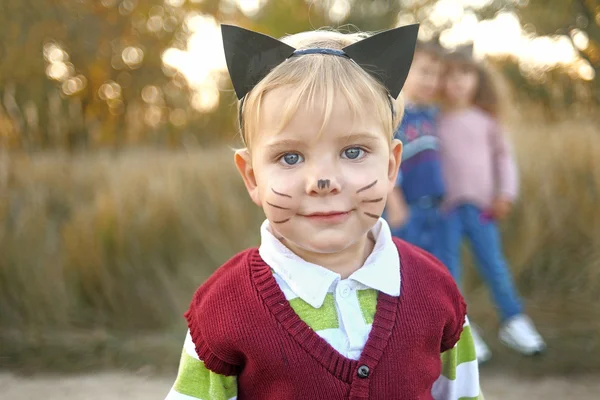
top-left (357, 180), bottom-right (382, 219)
top-left (270, 188), bottom-right (292, 224)
top-left (267, 179), bottom-right (383, 223)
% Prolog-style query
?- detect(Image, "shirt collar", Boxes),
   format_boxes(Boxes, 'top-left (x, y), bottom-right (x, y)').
top-left (258, 218), bottom-right (401, 308)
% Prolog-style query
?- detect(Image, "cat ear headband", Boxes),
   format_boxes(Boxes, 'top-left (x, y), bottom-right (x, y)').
top-left (221, 23), bottom-right (419, 136)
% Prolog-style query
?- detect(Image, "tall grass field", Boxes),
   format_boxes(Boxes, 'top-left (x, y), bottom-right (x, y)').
top-left (1, 116), bottom-right (600, 375)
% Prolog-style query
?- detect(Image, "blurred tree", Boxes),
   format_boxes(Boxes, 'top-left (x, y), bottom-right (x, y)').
top-left (0, 0), bottom-right (195, 150)
top-left (0, 0), bottom-right (596, 151)
top-left (515, 0), bottom-right (599, 102)
top-left (398, 0), bottom-right (599, 112)
top-left (0, 0), bottom-right (411, 150)
top-left (472, 0), bottom-right (599, 106)
top-left (195, 0), bottom-right (404, 34)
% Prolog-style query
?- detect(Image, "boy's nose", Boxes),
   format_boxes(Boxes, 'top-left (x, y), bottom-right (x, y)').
top-left (307, 177), bottom-right (340, 196)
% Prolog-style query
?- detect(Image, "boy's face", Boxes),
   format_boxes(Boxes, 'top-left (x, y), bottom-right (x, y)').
top-left (444, 62), bottom-right (479, 107)
top-left (235, 87), bottom-right (402, 256)
top-left (402, 51), bottom-right (442, 104)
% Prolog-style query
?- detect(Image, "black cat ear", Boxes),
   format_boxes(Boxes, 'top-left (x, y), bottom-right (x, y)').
top-left (342, 24), bottom-right (420, 99)
top-left (221, 24), bottom-right (296, 100)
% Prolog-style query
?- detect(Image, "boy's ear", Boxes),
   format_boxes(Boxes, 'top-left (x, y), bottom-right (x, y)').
top-left (234, 149), bottom-right (262, 207)
top-left (387, 139), bottom-right (403, 193)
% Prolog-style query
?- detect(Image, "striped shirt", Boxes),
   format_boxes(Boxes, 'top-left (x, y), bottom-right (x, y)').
top-left (394, 103), bottom-right (445, 203)
top-left (166, 219), bottom-right (483, 400)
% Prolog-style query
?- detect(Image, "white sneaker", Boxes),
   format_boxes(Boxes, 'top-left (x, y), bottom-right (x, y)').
top-left (499, 314), bottom-right (546, 356)
top-left (470, 324), bottom-right (492, 364)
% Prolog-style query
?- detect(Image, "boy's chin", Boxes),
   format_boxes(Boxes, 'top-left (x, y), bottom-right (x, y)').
top-left (292, 235), bottom-right (361, 255)
top-left (303, 242), bottom-right (350, 255)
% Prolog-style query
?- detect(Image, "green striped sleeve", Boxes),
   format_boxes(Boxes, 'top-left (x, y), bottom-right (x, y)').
top-left (168, 339), bottom-right (237, 400)
top-left (440, 324), bottom-right (477, 380)
top-left (433, 318), bottom-right (482, 400)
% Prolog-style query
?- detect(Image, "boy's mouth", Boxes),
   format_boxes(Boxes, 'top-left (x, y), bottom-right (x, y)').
top-left (304, 211), bottom-right (348, 217)
top-left (300, 210), bottom-right (352, 223)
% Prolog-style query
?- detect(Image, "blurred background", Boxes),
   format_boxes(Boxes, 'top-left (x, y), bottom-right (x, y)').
top-left (1, 0), bottom-right (599, 398)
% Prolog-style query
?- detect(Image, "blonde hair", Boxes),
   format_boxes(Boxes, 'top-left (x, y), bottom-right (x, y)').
top-left (238, 29), bottom-right (404, 148)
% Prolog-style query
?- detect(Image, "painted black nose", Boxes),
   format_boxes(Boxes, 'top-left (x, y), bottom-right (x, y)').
top-left (317, 179), bottom-right (330, 190)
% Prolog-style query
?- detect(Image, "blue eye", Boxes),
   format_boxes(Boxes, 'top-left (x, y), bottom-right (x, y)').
top-left (343, 147), bottom-right (364, 160)
top-left (280, 153), bottom-right (303, 166)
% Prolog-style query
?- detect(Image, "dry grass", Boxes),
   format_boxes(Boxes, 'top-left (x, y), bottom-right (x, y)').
top-left (1, 115), bottom-right (600, 374)
top-left (0, 149), bottom-right (264, 372)
top-left (463, 116), bottom-right (600, 375)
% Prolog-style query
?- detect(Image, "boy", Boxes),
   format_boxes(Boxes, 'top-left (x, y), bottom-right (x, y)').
top-left (165, 25), bottom-right (483, 399)
top-left (385, 39), bottom-right (447, 263)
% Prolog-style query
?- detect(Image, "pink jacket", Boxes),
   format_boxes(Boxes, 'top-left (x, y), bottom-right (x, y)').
top-left (438, 107), bottom-right (518, 211)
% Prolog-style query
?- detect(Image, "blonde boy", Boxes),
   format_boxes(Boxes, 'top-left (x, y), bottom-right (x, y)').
top-left (165, 25), bottom-right (483, 400)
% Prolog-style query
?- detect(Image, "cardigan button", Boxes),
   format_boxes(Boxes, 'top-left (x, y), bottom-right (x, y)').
top-left (357, 365), bottom-right (370, 379)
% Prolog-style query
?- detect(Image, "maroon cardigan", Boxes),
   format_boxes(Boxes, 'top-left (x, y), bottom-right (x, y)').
top-left (185, 238), bottom-right (466, 400)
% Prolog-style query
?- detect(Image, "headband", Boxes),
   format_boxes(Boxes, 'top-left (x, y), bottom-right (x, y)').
top-left (220, 24), bottom-right (420, 137)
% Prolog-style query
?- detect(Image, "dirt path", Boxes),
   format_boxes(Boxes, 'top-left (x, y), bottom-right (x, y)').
top-left (1, 370), bottom-right (599, 399)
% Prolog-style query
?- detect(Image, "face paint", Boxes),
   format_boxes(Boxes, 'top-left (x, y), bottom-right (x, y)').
top-left (266, 201), bottom-right (290, 210)
top-left (268, 188), bottom-right (293, 223)
top-left (362, 197), bottom-right (383, 203)
top-left (355, 180), bottom-right (381, 219)
top-left (363, 212), bottom-right (380, 219)
top-left (317, 179), bottom-right (331, 190)
top-left (272, 188), bottom-right (292, 198)
top-left (356, 179), bottom-right (378, 194)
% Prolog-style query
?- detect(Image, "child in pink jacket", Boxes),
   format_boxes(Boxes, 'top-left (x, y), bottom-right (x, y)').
top-left (437, 45), bottom-right (546, 363)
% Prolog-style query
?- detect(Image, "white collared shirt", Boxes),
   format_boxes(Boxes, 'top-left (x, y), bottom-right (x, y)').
top-left (258, 218), bottom-right (400, 360)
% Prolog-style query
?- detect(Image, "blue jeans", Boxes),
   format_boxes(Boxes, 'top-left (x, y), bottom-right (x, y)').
top-left (390, 198), bottom-right (445, 262)
top-left (438, 204), bottom-right (523, 322)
